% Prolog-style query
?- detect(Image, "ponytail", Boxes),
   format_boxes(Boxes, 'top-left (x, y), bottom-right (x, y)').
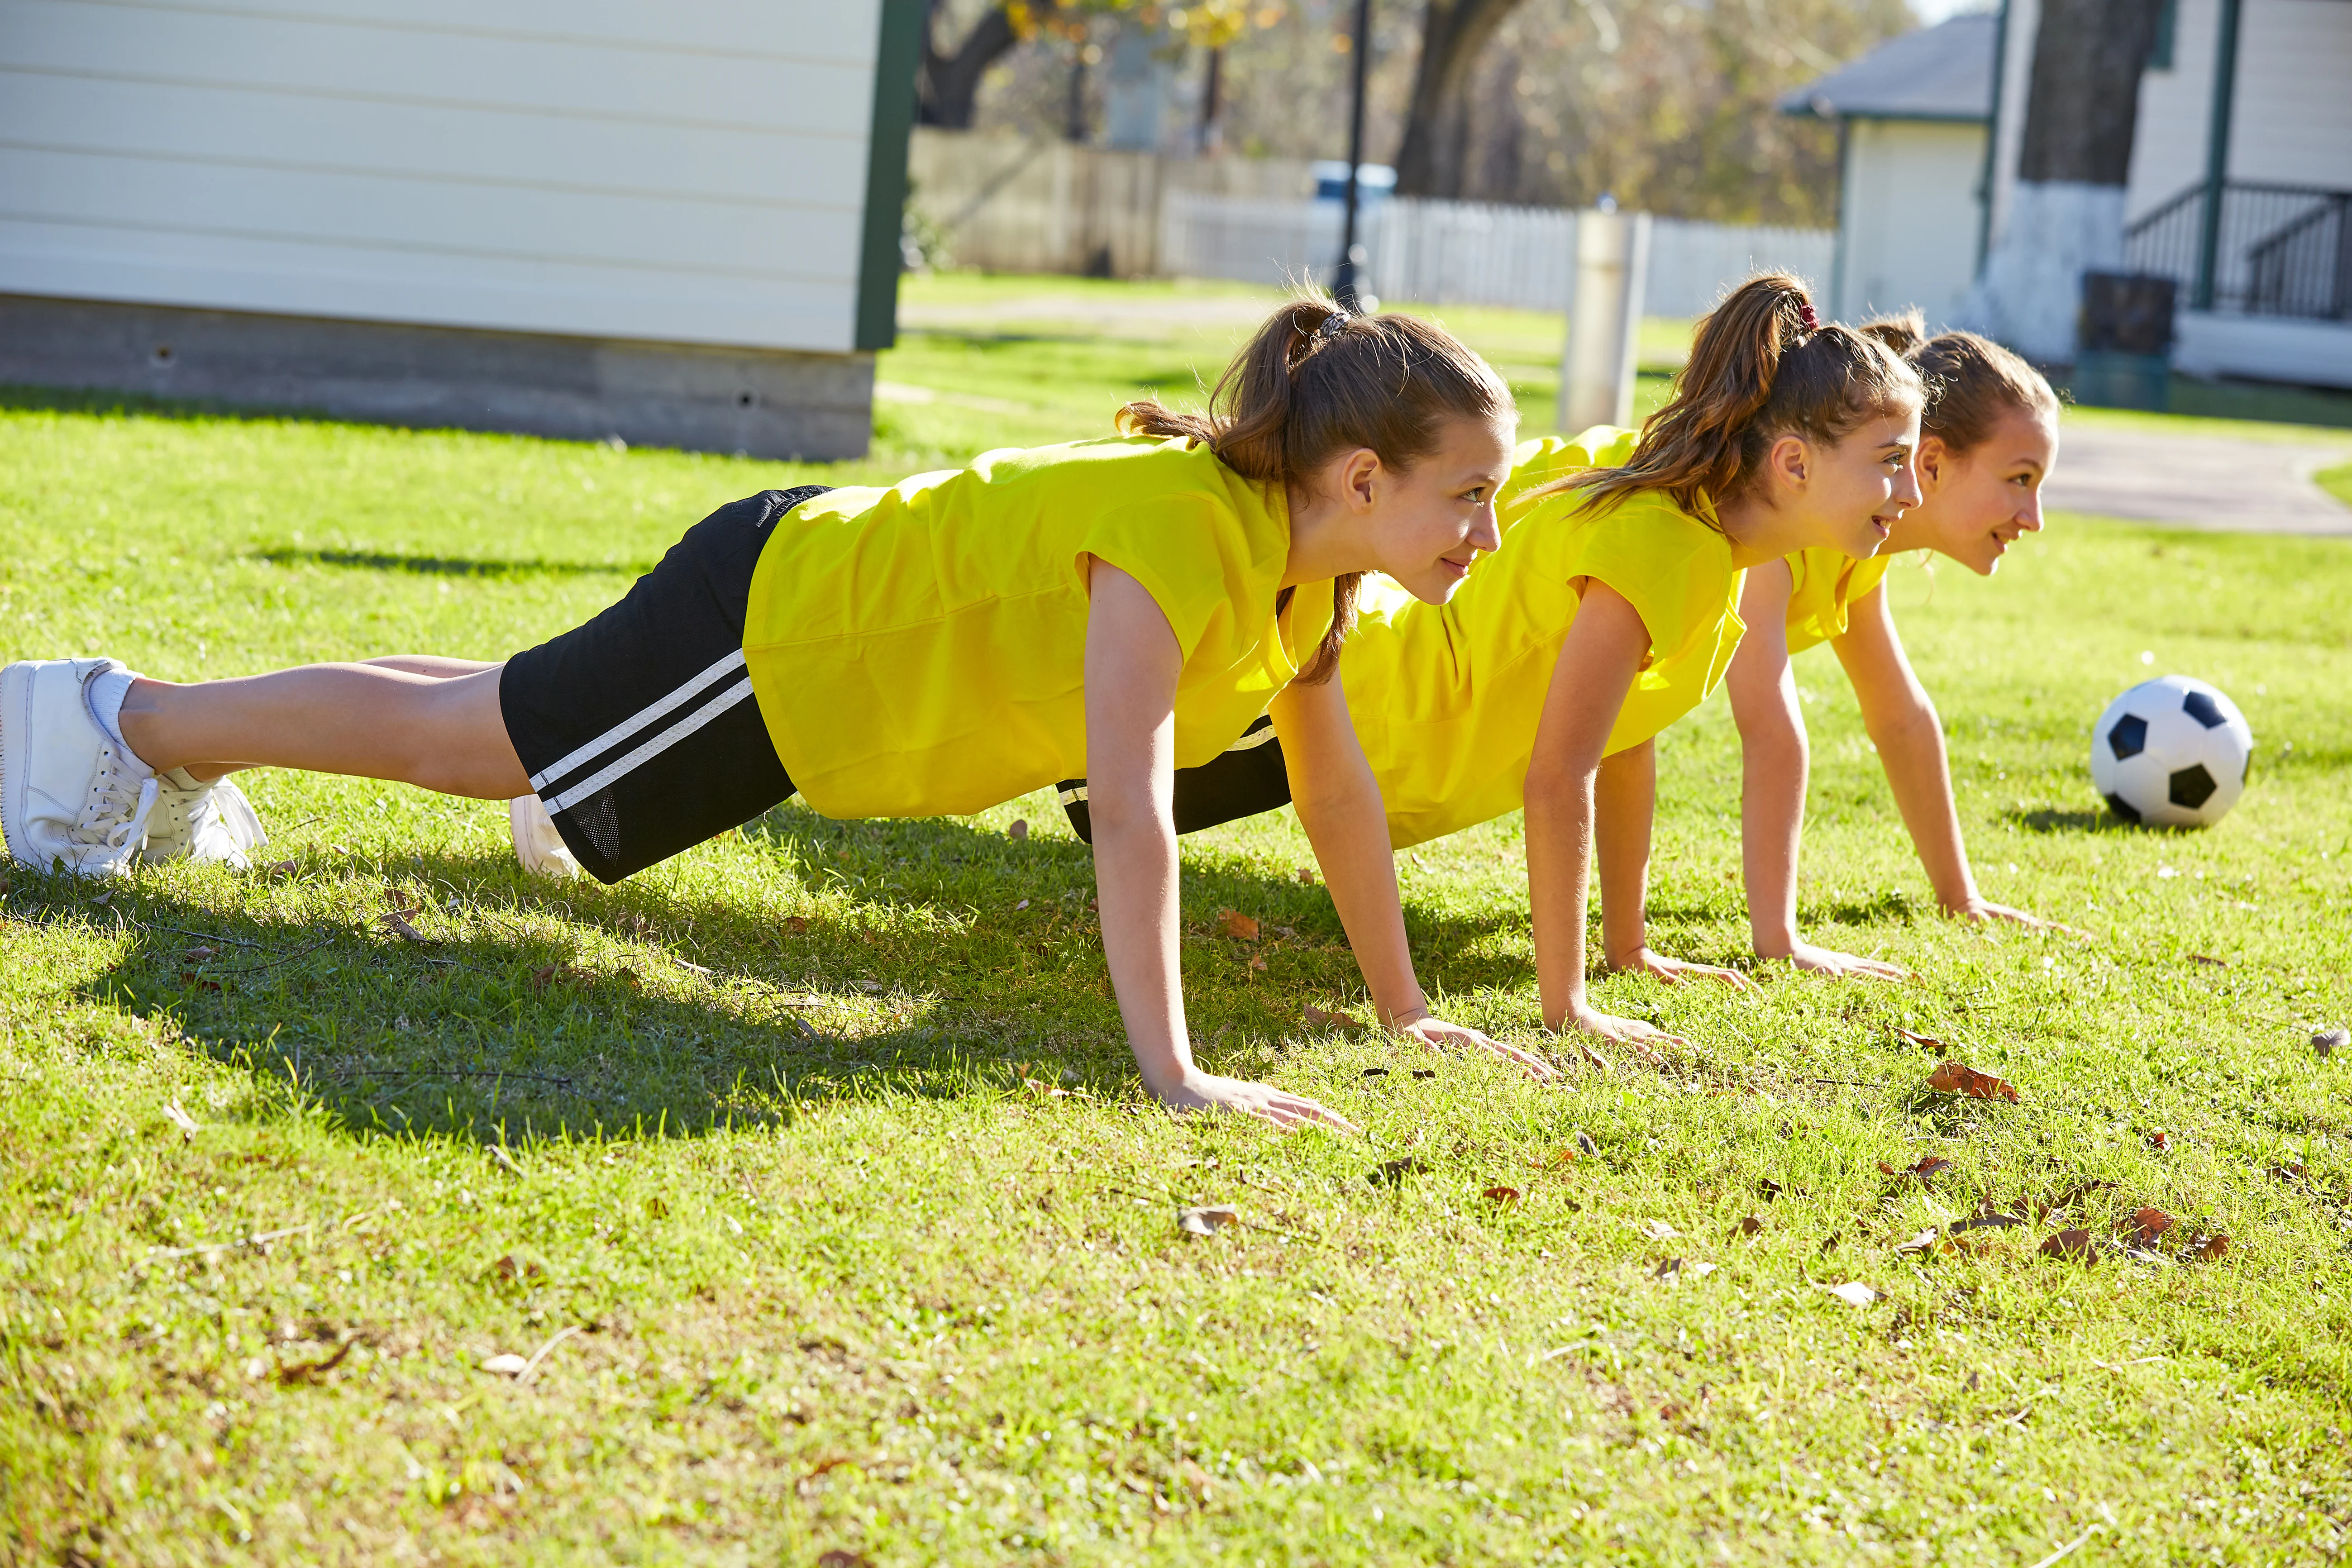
top-left (1118, 293), bottom-right (1514, 683)
top-left (1858, 310), bottom-right (2058, 457)
top-left (1565, 272), bottom-right (1922, 519)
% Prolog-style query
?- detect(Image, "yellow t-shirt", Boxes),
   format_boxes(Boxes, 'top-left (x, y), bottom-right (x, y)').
top-left (1782, 546), bottom-right (1894, 653)
top-left (744, 436), bottom-right (1333, 819)
top-left (1340, 427), bottom-right (1746, 847)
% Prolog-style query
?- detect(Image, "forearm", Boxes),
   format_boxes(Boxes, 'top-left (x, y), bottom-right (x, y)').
top-left (1088, 803), bottom-right (1195, 1096)
top-left (1737, 710), bottom-right (1809, 956)
top-left (1291, 779), bottom-right (1426, 1026)
top-left (1868, 703), bottom-right (1979, 910)
top-left (1525, 767), bottom-right (1596, 1029)
top-left (1594, 742), bottom-right (1655, 965)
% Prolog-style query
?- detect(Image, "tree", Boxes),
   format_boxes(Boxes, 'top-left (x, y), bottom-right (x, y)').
top-left (1966, 0), bottom-right (2165, 359)
top-left (919, 0), bottom-right (1024, 128)
top-left (1393, 0), bottom-right (1529, 197)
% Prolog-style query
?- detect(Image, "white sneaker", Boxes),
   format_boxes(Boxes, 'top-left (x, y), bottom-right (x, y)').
top-left (0, 657), bottom-right (161, 877)
top-left (144, 768), bottom-right (269, 868)
top-left (510, 795), bottom-right (581, 878)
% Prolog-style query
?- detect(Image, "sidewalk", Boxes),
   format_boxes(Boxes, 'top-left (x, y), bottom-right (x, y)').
top-left (2043, 424), bottom-right (2352, 534)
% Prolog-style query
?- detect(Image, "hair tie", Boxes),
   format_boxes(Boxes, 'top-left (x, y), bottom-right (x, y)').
top-left (1312, 310), bottom-right (1353, 343)
top-left (1796, 302), bottom-right (1820, 334)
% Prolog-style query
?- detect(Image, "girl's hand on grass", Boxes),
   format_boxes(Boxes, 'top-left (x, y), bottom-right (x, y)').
top-left (1952, 897), bottom-right (2090, 937)
top-left (1397, 1015), bottom-right (1560, 1081)
top-left (1769, 942), bottom-right (1913, 982)
top-left (1157, 1072), bottom-right (1362, 1135)
top-left (1607, 946), bottom-right (1757, 992)
top-left (1556, 1006), bottom-right (1689, 1067)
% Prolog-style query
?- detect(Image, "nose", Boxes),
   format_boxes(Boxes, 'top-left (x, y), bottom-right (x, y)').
top-left (2018, 492), bottom-right (2046, 533)
top-left (1893, 459), bottom-right (1924, 513)
top-left (1469, 501), bottom-right (1502, 554)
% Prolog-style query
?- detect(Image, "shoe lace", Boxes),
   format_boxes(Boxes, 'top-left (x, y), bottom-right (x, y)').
top-left (69, 751), bottom-right (159, 855)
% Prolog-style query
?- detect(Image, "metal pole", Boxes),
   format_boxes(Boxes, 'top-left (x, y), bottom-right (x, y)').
top-left (1334, 0), bottom-right (1373, 307)
top-left (2193, 0), bottom-right (2241, 312)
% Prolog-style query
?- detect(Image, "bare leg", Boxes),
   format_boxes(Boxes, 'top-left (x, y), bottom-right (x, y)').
top-left (166, 656), bottom-right (507, 782)
top-left (118, 665), bottom-right (530, 800)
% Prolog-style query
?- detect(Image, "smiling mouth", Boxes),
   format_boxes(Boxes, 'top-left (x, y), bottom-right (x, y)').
top-left (1439, 555), bottom-right (1475, 578)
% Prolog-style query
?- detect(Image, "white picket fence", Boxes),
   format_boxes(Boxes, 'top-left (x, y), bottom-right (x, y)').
top-left (1161, 191), bottom-right (1836, 318)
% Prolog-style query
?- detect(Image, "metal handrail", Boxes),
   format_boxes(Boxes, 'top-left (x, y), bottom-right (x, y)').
top-left (2123, 180), bottom-right (2352, 322)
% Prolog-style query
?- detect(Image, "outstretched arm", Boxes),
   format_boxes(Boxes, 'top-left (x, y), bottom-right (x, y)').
top-left (1523, 581), bottom-right (1689, 1057)
top-left (1726, 564), bottom-right (1908, 978)
top-left (1596, 739), bottom-right (1752, 988)
top-left (1831, 583), bottom-right (2067, 930)
top-left (1083, 562), bottom-right (1359, 1131)
top-left (1274, 672), bottom-right (1556, 1079)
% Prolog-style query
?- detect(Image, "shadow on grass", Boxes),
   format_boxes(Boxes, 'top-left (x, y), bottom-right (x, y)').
top-left (254, 546), bottom-right (639, 580)
top-left (36, 804), bottom-right (1532, 1145)
top-left (2006, 806), bottom-right (2131, 835)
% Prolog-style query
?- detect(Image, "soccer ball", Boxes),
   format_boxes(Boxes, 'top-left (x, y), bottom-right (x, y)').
top-left (2090, 675), bottom-right (2253, 828)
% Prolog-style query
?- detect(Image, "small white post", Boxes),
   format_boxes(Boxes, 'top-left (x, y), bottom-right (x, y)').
top-left (1558, 208), bottom-right (1653, 434)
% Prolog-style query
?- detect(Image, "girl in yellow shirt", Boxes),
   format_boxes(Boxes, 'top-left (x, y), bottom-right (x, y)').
top-left (2, 298), bottom-right (1539, 1128)
top-left (1064, 274), bottom-right (1927, 1057)
top-left (1722, 314), bottom-right (2071, 977)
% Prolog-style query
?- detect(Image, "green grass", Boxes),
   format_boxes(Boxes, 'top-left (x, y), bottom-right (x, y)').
top-left (6, 278), bottom-right (2352, 1563)
top-left (2320, 462), bottom-right (2352, 507)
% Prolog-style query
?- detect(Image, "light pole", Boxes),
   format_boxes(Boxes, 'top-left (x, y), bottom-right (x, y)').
top-left (1332, 0), bottom-right (1373, 308)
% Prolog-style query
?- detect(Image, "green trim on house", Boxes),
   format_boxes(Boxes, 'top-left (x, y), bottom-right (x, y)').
top-left (854, 0), bottom-right (927, 353)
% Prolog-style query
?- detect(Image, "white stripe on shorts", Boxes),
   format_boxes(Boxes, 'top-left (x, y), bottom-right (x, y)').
top-left (528, 648), bottom-right (747, 794)
top-left (543, 673), bottom-right (756, 815)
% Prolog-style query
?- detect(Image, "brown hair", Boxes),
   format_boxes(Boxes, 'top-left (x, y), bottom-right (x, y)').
top-left (1117, 294), bottom-right (1514, 683)
top-left (1565, 272), bottom-right (1923, 518)
top-left (1859, 309), bottom-right (2059, 455)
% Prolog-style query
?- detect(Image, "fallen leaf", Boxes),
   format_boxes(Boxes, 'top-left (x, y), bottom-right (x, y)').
top-left (163, 1101), bottom-right (199, 1139)
top-left (1928, 1061), bottom-right (2020, 1102)
top-left (1640, 1220), bottom-right (1680, 1241)
top-left (1007, 819), bottom-right (1029, 841)
top-left (1894, 1228), bottom-right (1939, 1255)
top-left (1652, 1257), bottom-right (1684, 1279)
top-left (489, 1253), bottom-right (544, 1283)
top-left (480, 1353), bottom-right (530, 1376)
top-left (1411, 1068), bottom-right (1436, 1080)
top-left (2038, 1179), bottom-right (2116, 1219)
top-left (1546, 1146), bottom-right (1581, 1168)
top-left (2266, 1162), bottom-right (2309, 1185)
top-left (488, 1145), bottom-right (524, 1177)
top-left (1304, 1003), bottom-right (1364, 1032)
top-left (379, 906), bottom-right (430, 945)
top-left (2147, 1130), bottom-right (2171, 1152)
top-left (2038, 1228), bottom-right (2097, 1263)
top-left (782, 916), bottom-right (810, 936)
top-left (1360, 1066), bottom-right (1388, 1078)
top-left (644, 1196), bottom-right (669, 1220)
top-left (1369, 1158), bottom-right (1426, 1186)
top-left (1177, 1204), bottom-right (1240, 1237)
top-left (1483, 1186), bottom-right (1522, 1204)
top-left (1247, 953), bottom-right (1267, 971)
top-left (2187, 953), bottom-right (2228, 967)
top-left (1757, 1177), bottom-right (1783, 1202)
top-left (1575, 1131), bottom-right (1601, 1157)
top-left (266, 858), bottom-right (297, 876)
top-left (1217, 909), bottom-right (1260, 941)
top-left (276, 1337), bottom-right (357, 1385)
top-left (1296, 867), bottom-right (1319, 884)
top-left (1949, 1211), bottom-right (2025, 1234)
top-left (530, 963), bottom-right (583, 993)
top-left (1022, 1077), bottom-right (1077, 1099)
top-left (2195, 1234), bottom-right (2232, 1261)
top-left (2124, 1207), bottom-right (2175, 1249)
top-left (1014, 899), bottom-right (1029, 911)
top-left (1824, 1281), bottom-right (1879, 1307)
top-left (2314, 1028), bottom-right (2347, 1059)
top-left (1737, 1215), bottom-right (1764, 1237)
top-left (181, 944), bottom-right (217, 962)
top-left (816, 1552), bottom-right (875, 1568)
top-left (179, 972), bottom-right (222, 992)
top-left (1894, 1026), bottom-right (1950, 1056)
top-left (1879, 1156), bottom-right (1954, 1182)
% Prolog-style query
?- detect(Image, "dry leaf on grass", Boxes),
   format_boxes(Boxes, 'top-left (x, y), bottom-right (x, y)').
top-left (2039, 1228), bottom-right (2098, 1263)
top-left (275, 1337), bottom-right (357, 1385)
top-left (1894, 1228), bottom-right (1940, 1255)
top-left (266, 858), bottom-right (298, 876)
top-left (162, 1101), bottom-right (199, 1139)
top-left (1304, 1003), bottom-right (1364, 1032)
top-left (1247, 953), bottom-right (1267, 972)
top-left (1297, 867), bottom-right (1319, 885)
top-left (1177, 1204), bottom-right (1240, 1237)
top-left (782, 916), bottom-right (810, 936)
top-left (480, 1352), bottom-right (529, 1376)
top-left (816, 1552), bottom-right (875, 1568)
top-left (2314, 1028), bottom-right (2347, 1059)
top-left (2195, 1234), bottom-right (2232, 1260)
top-left (1575, 1131), bottom-right (1601, 1157)
top-left (181, 944), bottom-right (217, 962)
top-left (1007, 818), bottom-right (1028, 841)
top-left (1893, 1026), bottom-right (1950, 1056)
top-left (1639, 1220), bottom-right (1680, 1241)
top-left (1360, 1066), bottom-right (1389, 1079)
top-left (1369, 1158), bottom-right (1426, 1186)
top-left (1823, 1281), bottom-right (1879, 1307)
top-left (1217, 909), bottom-right (1260, 941)
top-left (1757, 1177), bottom-right (1784, 1202)
top-left (1411, 1068), bottom-right (1437, 1079)
top-left (1544, 1146), bottom-right (1581, 1168)
top-left (1878, 1156), bottom-right (1955, 1182)
top-left (1022, 1077), bottom-right (1081, 1100)
top-left (2124, 1207), bottom-right (2175, 1248)
top-left (2147, 1130), bottom-right (2172, 1152)
top-left (1483, 1186), bottom-right (1522, 1204)
top-left (179, 972), bottom-right (222, 992)
top-left (1928, 1061), bottom-right (2020, 1102)
top-left (1737, 1215), bottom-right (1765, 1237)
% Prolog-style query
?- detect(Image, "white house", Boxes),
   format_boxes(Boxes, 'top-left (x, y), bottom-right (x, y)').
top-left (0, 0), bottom-right (926, 457)
top-left (1786, 0), bottom-right (2352, 387)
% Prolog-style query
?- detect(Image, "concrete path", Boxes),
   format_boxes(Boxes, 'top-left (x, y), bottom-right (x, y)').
top-left (2044, 424), bottom-right (2352, 534)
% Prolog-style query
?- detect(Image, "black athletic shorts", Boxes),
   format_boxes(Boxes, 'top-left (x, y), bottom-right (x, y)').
top-left (499, 486), bottom-right (829, 883)
top-left (1057, 714), bottom-right (1293, 844)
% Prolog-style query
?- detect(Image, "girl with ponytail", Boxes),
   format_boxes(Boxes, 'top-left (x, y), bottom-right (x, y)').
top-left (1063, 273), bottom-right (1925, 1056)
top-left (10, 293), bottom-right (1536, 1126)
top-left (1719, 311), bottom-right (2071, 976)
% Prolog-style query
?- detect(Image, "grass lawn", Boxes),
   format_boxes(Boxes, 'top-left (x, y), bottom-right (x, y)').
top-left (5, 275), bottom-right (2352, 1564)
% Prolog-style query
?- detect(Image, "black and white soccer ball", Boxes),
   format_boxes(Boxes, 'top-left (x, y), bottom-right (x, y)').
top-left (2090, 675), bottom-right (2253, 828)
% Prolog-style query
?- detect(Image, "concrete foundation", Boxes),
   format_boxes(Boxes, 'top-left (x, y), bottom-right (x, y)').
top-left (0, 295), bottom-right (876, 460)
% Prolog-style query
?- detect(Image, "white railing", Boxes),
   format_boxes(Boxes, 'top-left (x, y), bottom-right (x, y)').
top-left (1161, 190), bottom-right (1836, 318)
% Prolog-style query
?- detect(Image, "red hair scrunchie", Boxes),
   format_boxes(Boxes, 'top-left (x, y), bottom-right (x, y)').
top-left (1796, 302), bottom-right (1820, 333)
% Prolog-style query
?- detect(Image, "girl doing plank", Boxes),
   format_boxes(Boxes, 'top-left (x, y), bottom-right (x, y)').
top-left (1719, 313), bottom-right (2069, 977)
top-left (0, 299), bottom-right (1534, 1129)
top-left (1061, 275), bottom-right (1927, 1053)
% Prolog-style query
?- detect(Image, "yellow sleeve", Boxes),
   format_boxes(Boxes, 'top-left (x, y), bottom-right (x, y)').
top-left (1077, 493), bottom-right (1250, 664)
top-left (1568, 496), bottom-right (1721, 666)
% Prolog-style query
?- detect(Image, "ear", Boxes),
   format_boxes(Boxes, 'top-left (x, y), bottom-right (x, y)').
top-left (1764, 433), bottom-right (1809, 493)
top-left (1916, 434), bottom-right (1951, 491)
top-left (1338, 447), bottom-right (1383, 512)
